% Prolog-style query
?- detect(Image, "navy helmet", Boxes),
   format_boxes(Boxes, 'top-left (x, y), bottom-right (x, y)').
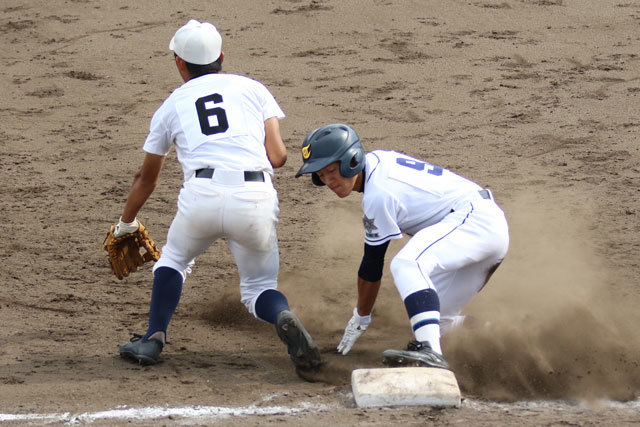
top-left (295, 124), bottom-right (365, 186)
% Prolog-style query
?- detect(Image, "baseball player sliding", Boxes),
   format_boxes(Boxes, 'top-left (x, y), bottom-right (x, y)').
top-left (112, 19), bottom-right (321, 372)
top-left (296, 124), bottom-right (509, 368)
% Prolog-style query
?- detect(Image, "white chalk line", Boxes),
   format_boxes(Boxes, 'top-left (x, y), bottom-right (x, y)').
top-left (0, 402), bottom-right (333, 424)
top-left (2, 397), bottom-right (640, 424)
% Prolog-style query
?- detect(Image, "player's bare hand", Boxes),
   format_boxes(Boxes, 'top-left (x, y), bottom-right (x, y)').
top-left (337, 307), bottom-right (371, 355)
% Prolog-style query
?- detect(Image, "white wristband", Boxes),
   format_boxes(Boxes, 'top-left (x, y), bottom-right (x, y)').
top-left (119, 217), bottom-right (138, 228)
top-left (353, 307), bottom-right (372, 327)
top-left (114, 217), bottom-right (139, 238)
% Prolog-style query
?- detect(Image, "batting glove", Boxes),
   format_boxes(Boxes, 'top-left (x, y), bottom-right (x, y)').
top-left (337, 307), bottom-right (371, 355)
top-left (114, 217), bottom-right (140, 238)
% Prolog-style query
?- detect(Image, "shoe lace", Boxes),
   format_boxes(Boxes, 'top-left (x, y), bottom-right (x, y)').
top-left (407, 340), bottom-right (430, 351)
top-left (129, 333), bottom-right (144, 343)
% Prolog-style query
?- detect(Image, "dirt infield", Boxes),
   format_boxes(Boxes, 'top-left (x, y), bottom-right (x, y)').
top-left (1, 0), bottom-right (639, 425)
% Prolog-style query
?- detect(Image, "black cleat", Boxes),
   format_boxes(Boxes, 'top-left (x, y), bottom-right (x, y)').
top-left (118, 334), bottom-right (164, 365)
top-left (276, 310), bottom-right (322, 371)
top-left (382, 340), bottom-right (450, 370)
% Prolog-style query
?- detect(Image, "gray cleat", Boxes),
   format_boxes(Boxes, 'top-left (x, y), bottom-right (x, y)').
top-left (118, 334), bottom-right (164, 365)
top-left (276, 310), bottom-right (322, 371)
top-left (382, 340), bottom-right (450, 370)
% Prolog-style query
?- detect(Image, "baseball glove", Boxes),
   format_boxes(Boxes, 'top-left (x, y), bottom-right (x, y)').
top-left (102, 221), bottom-right (161, 280)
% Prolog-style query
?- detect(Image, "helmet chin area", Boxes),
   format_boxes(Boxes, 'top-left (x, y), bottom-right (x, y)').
top-left (311, 173), bottom-right (325, 186)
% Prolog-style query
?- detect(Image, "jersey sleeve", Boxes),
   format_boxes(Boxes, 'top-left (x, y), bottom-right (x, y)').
top-left (362, 190), bottom-right (403, 246)
top-left (142, 102), bottom-right (172, 156)
top-left (255, 81), bottom-right (285, 121)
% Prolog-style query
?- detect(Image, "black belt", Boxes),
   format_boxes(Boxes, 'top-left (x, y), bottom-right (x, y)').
top-left (195, 168), bottom-right (265, 182)
top-left (478, 189), bottom-right (492, 200)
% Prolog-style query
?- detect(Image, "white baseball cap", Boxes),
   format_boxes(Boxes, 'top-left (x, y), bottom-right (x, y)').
top-left (169, 19), bottom-right (222, 65)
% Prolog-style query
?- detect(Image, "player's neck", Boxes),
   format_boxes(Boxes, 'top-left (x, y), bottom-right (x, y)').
top-left (354, 171), bottom-right (365, 193)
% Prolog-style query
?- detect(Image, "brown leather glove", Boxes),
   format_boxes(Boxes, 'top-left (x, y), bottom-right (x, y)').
top-left (103, 221), bottom-right (160, 280)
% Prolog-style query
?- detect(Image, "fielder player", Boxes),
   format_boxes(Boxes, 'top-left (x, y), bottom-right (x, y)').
top-left (295, 124), bottom-right (509, 368)
top-left (113, 19), bottom-right (322, 371)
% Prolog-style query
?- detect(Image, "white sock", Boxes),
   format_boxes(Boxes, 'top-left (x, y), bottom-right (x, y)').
top-left (414, 324), bottom-right (442, 354)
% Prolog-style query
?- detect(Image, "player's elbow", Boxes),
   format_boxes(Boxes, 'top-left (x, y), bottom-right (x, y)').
top-left (134, 169), bottom-right (160, 191)
top-left (264, 117), bottom-right (286, 168)
top-left (269, 151), bottom-right (287, 168)
top-left (135, 153), bottom-right (164, 191)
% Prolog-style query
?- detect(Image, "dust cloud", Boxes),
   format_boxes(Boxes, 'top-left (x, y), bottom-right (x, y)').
top-left (446, 192), bottom-right (640, 402)
top-left (207, 190), bottom-right (640, 401)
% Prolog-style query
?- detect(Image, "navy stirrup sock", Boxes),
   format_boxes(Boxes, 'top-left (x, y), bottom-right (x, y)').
top-left (144, 267), bottom-right (184, 340)
top-left (255, 289), bottom-right (290, 324)
top-left (404, 289), bottom-right (443, 353)
top-left (404, 289), bottom-right (440, 329)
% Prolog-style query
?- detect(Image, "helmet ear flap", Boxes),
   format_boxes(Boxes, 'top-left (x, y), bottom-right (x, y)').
top-left (311, 173), bottom-right (325, 186)
top-left (339, 144), bottom-right (365, 178)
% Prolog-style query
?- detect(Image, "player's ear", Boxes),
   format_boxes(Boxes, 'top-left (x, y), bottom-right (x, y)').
top-left (219, 51), bottom-right (224, 65)
top-left (174, 56), bottom-right (192, 82)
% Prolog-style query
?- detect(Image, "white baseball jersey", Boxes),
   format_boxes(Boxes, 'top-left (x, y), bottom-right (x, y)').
top-left (143, 73), bottom-right (284, 181)
top-left (146, 72), bottom-right (286, 316)
top-left (361, 150), bottom-right (509, 333)
top-left (361, 150), bottom-right (484, 246)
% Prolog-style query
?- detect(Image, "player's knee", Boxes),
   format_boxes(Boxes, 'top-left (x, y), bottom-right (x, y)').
top-left (390, 255), bottom-right (418, 279)
top-left (389, 255), bottom-right (404, 277)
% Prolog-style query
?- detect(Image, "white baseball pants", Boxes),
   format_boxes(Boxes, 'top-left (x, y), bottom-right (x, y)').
top-left (153, 170), bottom-right (280, 316)
top-left (389, 196), bottom-right (509, 335)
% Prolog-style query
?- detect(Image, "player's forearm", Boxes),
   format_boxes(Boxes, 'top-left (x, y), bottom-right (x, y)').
top-left (121, 153), bottom-right (165, 222)
top-left (121, 174), bottom-right (157, 222)
top-left (356, 276), bottom-right (381, 316)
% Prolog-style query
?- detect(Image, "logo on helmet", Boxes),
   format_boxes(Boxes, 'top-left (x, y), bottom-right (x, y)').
top-left (302, 144), bottom-right (311, 160)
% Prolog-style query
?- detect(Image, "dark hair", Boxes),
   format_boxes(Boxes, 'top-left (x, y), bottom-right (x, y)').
top-left (174, 53), bottom-right (222, 77)
top-left (185, 57), bottom-right (222, 76)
